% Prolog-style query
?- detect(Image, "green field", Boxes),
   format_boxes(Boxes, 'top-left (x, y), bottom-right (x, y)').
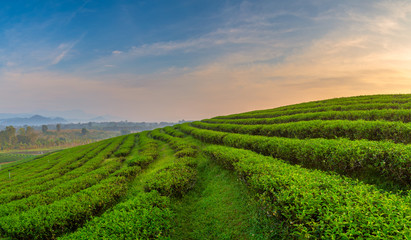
top-left (0, 94), bottom-right (410, 239)
top-left (0, 153), bottom-right (36, 165)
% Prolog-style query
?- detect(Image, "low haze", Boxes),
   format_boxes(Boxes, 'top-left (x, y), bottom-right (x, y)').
top-left (1, 0), bottom-right (411, 121)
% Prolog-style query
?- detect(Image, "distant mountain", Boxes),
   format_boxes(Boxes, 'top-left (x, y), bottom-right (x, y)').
top-left (33, 110), bottom-right (122, 123)
top-left (34, 109), bottom-right (96, 122)
top-left (0, 110), bottom-right (123, 125)
top-left (0, 115), bottom-right (67, 126)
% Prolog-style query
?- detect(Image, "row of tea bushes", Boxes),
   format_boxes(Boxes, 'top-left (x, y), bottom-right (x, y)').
top-left (204, 145), bottom-right (411, 239)
top-left (181, 124), bottom-right (411, 186)
top-left (192, 120), bottom-right (411, 144)
top-left (207, 109), bottom-right (411, 125)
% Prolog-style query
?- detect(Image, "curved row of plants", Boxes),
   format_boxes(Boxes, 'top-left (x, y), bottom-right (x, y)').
top-left (0, 139), bottom-right (113, 189)
top-left (0, 167), bottom-right (138, 239)
top-left (180, 124), bottom-right (411, 187)
top-left (60, 129), bottom-right (199, 239)
top-left (0, 159), bottom-right (122, 218)
top-left (203, 145), bottom-right (411, 239)
top-left (151, 128), bottom-right (198, 158)
top-left (193, 120), bottom-right (411, 144)
top-left (125, 131), bottom-right (160, 167)
top-left (240, 94), bottom-right (411, 115)
top-left (149, 128), bottom-right (198, 196)
top-left (207, 109), bottom-right (411, 125)
top-left (2, 94), bottom-right (411, 239)
top-left (163, 126), bottom-right (186, 138)
top-left (215, 101), bottom-right (411, 119)
top-left (0, 137), bottom-right (124, 203)
top-left (195, 95), bottom-right (411, 238)
top-left (0, 134), bottom-right (139, 239)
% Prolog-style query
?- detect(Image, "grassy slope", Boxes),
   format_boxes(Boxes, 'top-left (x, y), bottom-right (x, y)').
top-left (120, 137), bottom-right (274, 239)
top-left (169, 137), bottom-right (280, 239)
top-left (2, 94), bottom-right (410, 239)
top-left (1, 130), bottom-right (270, 239)
top-left (116, 134), bottom-right (275, 239)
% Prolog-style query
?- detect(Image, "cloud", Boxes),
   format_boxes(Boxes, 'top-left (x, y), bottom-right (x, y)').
top-left (0, 39), bottom-right (81, 72)
top-left (52, 44), bottom-right (73, 65)
top-left (51, 33), bottom-right (85, 65)
top-left (84, 12), bottom-right (306, 76)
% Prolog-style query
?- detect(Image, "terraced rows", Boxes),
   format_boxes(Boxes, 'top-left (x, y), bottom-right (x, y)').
top-left (186, 94), bottom-right (411, 239)
top-left (0, 94), bottom-right (410, 239)
top-left (0, 135), bottom-right (136, 238)
top-left (0, 127), bottom-right (202, 239)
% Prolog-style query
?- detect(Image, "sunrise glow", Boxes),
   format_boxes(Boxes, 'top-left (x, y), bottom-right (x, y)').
top-left (1, 0), bottom-right (411, 121)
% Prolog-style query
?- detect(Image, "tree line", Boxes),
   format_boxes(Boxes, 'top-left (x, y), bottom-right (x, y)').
top-left (0, 126), bottom-right (39, 150)
top-left (0, 125), bottom-right (97, 151)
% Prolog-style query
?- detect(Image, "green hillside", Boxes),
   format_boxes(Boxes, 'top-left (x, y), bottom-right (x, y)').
top-left (0, 94), bottom-right (410, 239)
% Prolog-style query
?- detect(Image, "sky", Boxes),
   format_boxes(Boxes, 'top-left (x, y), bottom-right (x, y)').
top-left (1, 0), bottom-right (411, 122)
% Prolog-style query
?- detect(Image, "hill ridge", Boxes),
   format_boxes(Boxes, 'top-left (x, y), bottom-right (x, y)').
top-left (0, 94), bottom-right (410, 239)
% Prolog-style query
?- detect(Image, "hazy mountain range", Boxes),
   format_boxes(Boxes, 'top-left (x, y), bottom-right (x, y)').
top-left (0, 115), bottom-right (67, 126)
top-left (0, 110), bottom-right (122, 126)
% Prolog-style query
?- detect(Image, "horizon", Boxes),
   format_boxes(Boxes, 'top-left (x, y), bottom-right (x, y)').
top-left (1, 93), bottom-right (410, 123)
top-left (1, 0), bottom-right (411, 122)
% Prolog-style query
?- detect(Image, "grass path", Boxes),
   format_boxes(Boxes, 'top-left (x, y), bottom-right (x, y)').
top-left (169, 155), bottom-right (279, 240)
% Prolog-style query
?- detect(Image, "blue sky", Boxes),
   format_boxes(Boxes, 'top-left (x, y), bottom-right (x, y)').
top-left (1, 0), bottom-right (411, 121)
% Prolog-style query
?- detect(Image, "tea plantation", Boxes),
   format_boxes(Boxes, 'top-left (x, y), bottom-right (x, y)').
top-left (0, 94), bottom-right (410, 239)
